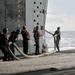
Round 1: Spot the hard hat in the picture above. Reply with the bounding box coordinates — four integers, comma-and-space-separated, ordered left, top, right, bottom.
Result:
36, 26, 39, 30
23, 26, 26, 29
16, 29, 20, 34
3, 28, 8, 33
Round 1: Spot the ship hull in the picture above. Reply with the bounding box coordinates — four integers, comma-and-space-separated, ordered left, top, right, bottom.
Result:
0, 0, 48, 56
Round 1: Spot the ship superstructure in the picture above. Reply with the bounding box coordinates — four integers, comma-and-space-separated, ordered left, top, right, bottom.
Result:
0, 0, 48, 55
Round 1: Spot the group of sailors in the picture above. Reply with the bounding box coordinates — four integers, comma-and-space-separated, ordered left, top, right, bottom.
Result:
0, 25, 40, 61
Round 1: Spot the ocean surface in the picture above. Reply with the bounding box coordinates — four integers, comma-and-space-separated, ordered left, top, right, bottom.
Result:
45, 31, 75, 48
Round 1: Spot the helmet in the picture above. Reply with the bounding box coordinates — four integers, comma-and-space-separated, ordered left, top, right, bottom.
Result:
36, 26, 39, 30
3, 28, 8, 33
23, 26, 26, 30
16, 29, 20, 34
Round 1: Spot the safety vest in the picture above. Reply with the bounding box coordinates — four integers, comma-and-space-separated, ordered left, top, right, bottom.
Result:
27, 32, 30, 40
21, 30, 30, 40
34, 30, 40, 39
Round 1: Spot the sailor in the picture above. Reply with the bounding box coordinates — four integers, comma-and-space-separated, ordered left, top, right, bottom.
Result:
53, 27, 61, 52
33, 27, 36, 41
8, 29, 20, 60
21, 26, 30, 54
33, 26, 40, 55
0, 28, 9, 61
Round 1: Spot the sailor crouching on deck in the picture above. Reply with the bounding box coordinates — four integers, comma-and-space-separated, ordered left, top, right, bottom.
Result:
33, 26, 40, 55
8, 29, 20, 60
0, 28, 9, 61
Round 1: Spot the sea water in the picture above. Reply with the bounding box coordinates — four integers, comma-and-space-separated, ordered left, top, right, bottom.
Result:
45, 31, 75, 48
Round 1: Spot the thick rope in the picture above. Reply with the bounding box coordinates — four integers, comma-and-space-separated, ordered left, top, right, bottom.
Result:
45, 30, 56, 51
7, 30, 56, 60
45, 30, 53, 36
8, 42, 19, 60
13, 43, 55, 58
42, 39, 48, 52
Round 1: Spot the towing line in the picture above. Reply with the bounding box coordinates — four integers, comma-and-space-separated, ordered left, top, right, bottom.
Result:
8, 43, 19, 60
8, 29, 56, 60
13, 43, 56, 58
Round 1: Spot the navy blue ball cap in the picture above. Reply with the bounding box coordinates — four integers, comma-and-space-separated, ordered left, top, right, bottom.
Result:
57, 27, 60, 30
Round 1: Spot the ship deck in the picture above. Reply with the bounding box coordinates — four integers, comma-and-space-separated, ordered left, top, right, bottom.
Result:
0, 47, 75, 75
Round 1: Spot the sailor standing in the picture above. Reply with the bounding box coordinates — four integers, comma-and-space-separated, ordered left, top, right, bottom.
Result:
33, 26, 40, 55
53, 27, 61, 52
0, 28, 9, 61
21, 26, 30, 54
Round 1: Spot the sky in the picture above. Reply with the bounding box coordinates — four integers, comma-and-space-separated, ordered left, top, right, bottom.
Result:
45, 0, 75, 31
